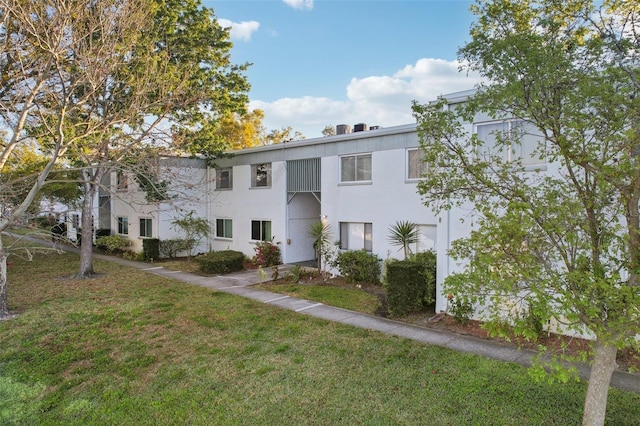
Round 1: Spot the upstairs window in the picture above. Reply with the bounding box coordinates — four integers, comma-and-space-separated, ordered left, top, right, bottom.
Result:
216, 167, 232, 190
341, 154, 372, 182
116, 172, 128, 191
251, 163, 272, 188
475, 120, 545, 166
407, 149, 428, 180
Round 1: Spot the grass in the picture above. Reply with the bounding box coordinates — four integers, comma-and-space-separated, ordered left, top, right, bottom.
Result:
254, 281, 382, 315
2, 248, 640, 425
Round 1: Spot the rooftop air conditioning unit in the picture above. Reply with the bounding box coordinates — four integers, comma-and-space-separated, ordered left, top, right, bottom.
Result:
336, 124, 351, 135
353, 123, 368, 132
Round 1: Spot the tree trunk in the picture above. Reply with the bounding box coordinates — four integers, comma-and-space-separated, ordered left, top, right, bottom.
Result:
582, 340, 618, 426
0, 237, 9, 318
77, 178, 97, 278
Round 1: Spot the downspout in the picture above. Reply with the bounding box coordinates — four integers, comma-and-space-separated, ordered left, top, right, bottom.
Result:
207, 163, 212, 252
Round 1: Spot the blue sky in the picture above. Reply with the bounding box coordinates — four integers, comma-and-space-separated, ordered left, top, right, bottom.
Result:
205, 0, 482, 138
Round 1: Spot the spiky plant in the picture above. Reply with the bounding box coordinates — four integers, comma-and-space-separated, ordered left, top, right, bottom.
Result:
308, 221, 333, 275
387, 220, 419, 259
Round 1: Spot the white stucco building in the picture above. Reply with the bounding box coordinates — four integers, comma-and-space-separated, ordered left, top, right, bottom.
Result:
109, 157, 211, 255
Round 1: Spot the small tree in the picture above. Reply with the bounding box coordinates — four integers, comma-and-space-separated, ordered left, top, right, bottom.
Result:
412, 1, 640, 424
308, 220, 333, 276
171, 211, 210, 259
387, 221, 419, 259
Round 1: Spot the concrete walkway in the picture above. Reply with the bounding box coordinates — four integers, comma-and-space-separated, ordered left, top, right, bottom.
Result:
89, 252, 639, 394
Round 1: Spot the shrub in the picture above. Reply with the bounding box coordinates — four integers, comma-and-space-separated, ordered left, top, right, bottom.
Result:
142, 238, 160, 261
159, 239, 192, 259
95, 235, 131, 253
409, 250, 437, 305
334, 250, 381, 284
253, 239, 281, 267
196, 250, 244, 274
95, 229, 111, 238
385, 260, 425, 317
447, 294, 474, 324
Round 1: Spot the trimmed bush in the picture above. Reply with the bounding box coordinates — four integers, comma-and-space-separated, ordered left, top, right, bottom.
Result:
95, 235, 131, 253
385, 260, 425, 317
95, 229, 111, 238
334, 250, 381, 284
142, 238, 160, 261
410, 250, 437, 305
196, 250, 244, 274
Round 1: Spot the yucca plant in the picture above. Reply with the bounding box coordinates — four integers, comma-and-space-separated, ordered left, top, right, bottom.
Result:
387, 220, 419, 259
308, 220, 333, 276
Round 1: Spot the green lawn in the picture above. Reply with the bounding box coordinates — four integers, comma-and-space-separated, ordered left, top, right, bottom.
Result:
2, 248, 640, 425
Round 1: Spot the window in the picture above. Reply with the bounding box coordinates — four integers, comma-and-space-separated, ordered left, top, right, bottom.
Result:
216, 218, 233, 239
117, 217, 129, 235
117, 172, 128, 190
139, 218, 152, 238
475, 120, 545, 166
341, 154, 372, 182
71, 214, 80, 229
216, 167, 232, 190
339, 222, 373, 252
413, 224, 437, 253
407, 149, 428, 180
251, 163, 272, 188
251, 220, 272, 241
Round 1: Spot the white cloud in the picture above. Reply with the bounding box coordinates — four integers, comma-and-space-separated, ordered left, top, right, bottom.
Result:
252, 58, 484, 138
283, 0, 314, 11
218, 18, 260, 42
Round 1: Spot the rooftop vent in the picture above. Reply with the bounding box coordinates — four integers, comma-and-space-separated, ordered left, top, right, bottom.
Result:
369, 125, 381, 130
353, 123, 368, 132
336, 124, 351, 135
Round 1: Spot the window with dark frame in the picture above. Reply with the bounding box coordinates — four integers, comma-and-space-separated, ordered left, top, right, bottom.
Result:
215, 218, 233, 238
251, 220, 272, 241
117, 217, 129, 235
139, 218, 152, 238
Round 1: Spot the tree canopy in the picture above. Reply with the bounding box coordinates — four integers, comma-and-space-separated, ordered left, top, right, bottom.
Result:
0, 0, 250, 302
412, 1, 639, 424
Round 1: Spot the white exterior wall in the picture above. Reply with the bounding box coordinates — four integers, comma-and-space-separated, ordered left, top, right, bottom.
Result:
110, 158, 210, 255
209, 161, 288, 260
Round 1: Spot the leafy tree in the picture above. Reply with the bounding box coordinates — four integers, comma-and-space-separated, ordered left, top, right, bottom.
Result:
412, 1, 639, 424
0, 0, 250, 312
387, 220, 419, 259
66, 0, 250, 277
214, 110, 266, 150
263, 126, 305, 145
321, 125, 336, 137
171, 211, 210, 259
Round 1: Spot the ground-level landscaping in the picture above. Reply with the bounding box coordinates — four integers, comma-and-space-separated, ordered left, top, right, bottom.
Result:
2, 249, 640, 425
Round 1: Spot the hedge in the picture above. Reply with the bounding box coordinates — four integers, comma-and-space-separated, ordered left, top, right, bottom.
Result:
196, 250, 245, 274
385, 260, 425, 317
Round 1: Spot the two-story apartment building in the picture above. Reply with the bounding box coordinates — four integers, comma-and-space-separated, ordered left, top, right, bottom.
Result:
110, 88, 559, 315
109, 156, 211, 255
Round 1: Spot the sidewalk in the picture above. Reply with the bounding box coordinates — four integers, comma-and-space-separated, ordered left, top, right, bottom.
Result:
95, 252, 639, 394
